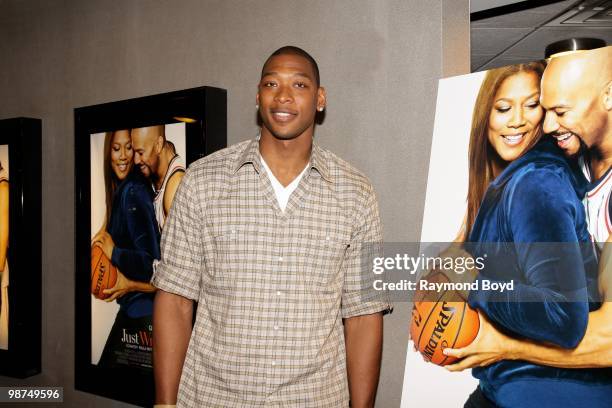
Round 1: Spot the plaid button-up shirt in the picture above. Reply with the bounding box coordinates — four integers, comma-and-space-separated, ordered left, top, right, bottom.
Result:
152, 137, 391, 407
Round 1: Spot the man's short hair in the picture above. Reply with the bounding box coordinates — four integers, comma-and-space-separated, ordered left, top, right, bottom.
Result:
132, 125, 166, 143
262, 46, 320, 87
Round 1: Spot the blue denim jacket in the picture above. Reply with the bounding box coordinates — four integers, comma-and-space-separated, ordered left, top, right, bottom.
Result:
108, 170, 160, 318
467, 138, 612, 407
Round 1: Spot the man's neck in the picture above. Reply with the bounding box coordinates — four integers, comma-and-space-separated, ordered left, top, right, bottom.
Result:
259, 129, 312, 187
154, 144, 175, 190
590, 157, 612, 180
590, 132, 612, 180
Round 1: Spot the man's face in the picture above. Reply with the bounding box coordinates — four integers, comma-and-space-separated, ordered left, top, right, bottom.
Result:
257, 54, 325, 140
541, 55, 608, 156
131, 127, 161, 178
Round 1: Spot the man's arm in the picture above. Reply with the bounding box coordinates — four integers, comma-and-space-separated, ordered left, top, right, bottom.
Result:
153, 289, 193, 404
511, 303, 612, 368
446, 235, 612, 371
163, 171, 185, 218
445, 304, 612, 371
344, 312, 383, 408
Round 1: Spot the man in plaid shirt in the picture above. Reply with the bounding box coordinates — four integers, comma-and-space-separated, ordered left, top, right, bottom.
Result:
152, 46, 391, 407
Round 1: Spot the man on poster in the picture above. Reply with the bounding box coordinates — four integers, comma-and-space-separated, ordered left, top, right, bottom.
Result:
444, 46, 612, 374
131, 125, 185, 230
151, 46, 391, 407
542, 47, 612, 248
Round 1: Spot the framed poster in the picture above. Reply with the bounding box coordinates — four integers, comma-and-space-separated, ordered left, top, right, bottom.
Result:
75, 87, 226, 406
403, 46, 612, 407
0, 118, 42, 378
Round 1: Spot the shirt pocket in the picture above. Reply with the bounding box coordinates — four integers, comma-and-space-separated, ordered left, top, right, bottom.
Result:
212, 226, 260, 289
302, 230, 350, 289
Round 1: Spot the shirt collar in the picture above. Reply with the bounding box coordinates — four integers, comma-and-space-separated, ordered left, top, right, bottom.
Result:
233, 133, 333, 183
234, 136, 262, 174
310, 143, 332, 183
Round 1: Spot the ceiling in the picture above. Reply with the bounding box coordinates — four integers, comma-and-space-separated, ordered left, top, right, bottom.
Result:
471, 0, 526, 13
471, 0, 612, 71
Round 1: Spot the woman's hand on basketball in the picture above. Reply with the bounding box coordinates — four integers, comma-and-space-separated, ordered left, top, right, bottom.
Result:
92, 230, 115, 261
103, 270, 132, 302
443, 311, 516, 372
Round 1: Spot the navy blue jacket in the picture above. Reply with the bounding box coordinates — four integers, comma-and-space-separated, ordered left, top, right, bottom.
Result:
467, 138, 612, 407
108, 170, 160, 318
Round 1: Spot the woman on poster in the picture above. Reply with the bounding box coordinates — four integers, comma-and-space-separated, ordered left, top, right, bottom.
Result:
445, 62, 609, 407
0, 160, 8, 350
444, 52, 612, 374
92, 129, 160, 369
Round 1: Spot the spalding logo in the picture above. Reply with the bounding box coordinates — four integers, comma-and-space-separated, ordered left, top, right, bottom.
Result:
94, 263, 106, 296
422, 302, 455, 361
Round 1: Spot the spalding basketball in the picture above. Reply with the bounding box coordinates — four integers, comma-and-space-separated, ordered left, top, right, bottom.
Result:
91, 246, 117, 300
410, 272, 480, 366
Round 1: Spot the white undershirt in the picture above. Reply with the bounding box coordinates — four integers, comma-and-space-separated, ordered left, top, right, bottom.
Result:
260, 155, 309, 211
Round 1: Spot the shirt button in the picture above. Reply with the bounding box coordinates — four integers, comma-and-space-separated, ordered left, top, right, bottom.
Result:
274, 325, 279, 330
278, 256, 283, 262
276, 291, 282, 296
271, 361, 276, 366
326, 236, 330, 241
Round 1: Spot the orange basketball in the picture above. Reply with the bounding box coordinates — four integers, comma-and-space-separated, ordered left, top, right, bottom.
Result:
91, 246, 117, 300
410, 272, 480, 366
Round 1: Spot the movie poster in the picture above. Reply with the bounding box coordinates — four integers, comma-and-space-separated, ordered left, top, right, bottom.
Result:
402, 46, 612, 407
90, 123, 186, 369
0, 144, 8, 351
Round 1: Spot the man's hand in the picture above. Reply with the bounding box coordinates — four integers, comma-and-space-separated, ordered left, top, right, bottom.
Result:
344, 312, 383, 408
102, 271, 157, 301
103, 270, 131, 302
443, 311, 517, 372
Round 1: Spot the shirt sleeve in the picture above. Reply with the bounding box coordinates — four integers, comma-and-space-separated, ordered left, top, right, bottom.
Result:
151, 169, 203, 301
468, 169, 590, 348
341, 183, 393, 319
110, 183, 160, 282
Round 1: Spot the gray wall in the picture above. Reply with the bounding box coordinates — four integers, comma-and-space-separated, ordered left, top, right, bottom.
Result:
0, 1, 469, 406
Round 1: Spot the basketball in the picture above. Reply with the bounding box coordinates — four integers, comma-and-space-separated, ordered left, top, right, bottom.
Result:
91, 246, 117, 300
410, 272, 480, 366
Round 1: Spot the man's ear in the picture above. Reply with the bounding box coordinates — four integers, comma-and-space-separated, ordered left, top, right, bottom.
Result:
317, 86, 327, 112
156, 134, 164, 153
603, 80, 612, 111
256, 92, 260, 109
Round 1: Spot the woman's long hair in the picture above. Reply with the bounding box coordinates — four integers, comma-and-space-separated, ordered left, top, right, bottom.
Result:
103, 131, 118, 224
465, 61, 546, 239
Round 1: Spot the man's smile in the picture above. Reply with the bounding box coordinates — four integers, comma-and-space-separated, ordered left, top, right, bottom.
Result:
270, 108, 298, 123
